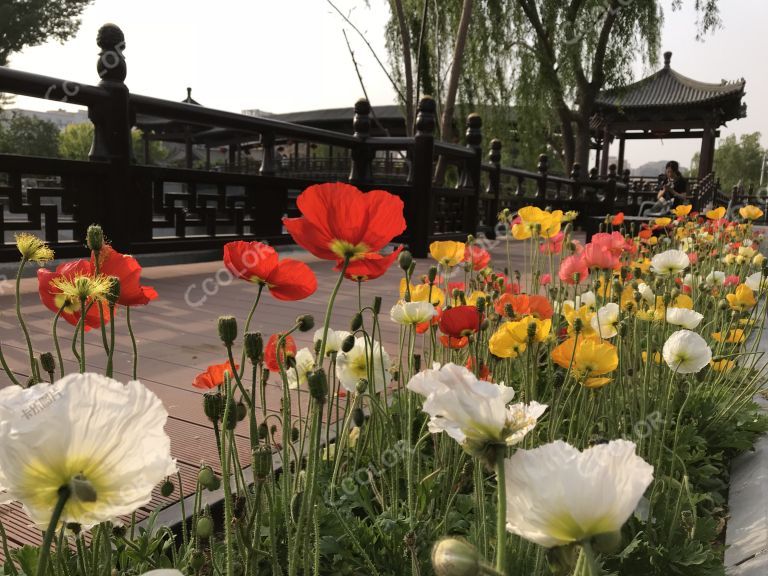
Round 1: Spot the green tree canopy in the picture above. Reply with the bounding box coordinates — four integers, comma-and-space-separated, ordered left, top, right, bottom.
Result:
692, 132, 766, 191
0, 113, 60, 157
59, 122, 169, 164
0, 0, 93, 66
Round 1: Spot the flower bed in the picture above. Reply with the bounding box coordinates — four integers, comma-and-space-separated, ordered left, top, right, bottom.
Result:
1, 183, 767, 576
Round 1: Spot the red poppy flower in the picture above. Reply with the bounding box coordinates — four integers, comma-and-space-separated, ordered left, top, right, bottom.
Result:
193, 361, 239, 390
37, 260, 111, 330
440, 335, 469, 349
464, 245, 491, 271
465, 357, 492, 381
558, 254, 589, 285
495, 293, 552, 320
539, 231, 564, 255
264, 333, 297, 372
224, 241, 317, 300
336, 245, 403, 281
283, 182, 406, 262
611, 212, 625, 226
439, 305, 482, 338
93, 245, 158, 306
448, 281, 466, 293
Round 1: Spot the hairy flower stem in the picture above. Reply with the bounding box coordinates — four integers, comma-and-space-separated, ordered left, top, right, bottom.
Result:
126, 306, 138, 379
106, 304, 116, 377
15, 258, 38, 382
317, 257, 350, 365
52, 305, 65, 379
238, 284, 263, 380
78, 297, 86, 373
577, 540, 601, 576
494, 447, 507, 573
0, 341, 21, 386
36, 486, 70, 576
221, 378, 235, 576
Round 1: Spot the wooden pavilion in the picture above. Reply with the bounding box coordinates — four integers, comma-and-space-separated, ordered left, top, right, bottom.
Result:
592, 51, 747, 180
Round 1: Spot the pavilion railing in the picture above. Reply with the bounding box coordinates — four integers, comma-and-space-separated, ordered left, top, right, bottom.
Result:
0, 23, 630, 262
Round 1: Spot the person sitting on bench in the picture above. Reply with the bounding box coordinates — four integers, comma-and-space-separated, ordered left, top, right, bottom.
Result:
647, 160, 688, 214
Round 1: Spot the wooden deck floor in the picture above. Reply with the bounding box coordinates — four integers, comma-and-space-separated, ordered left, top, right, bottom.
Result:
0, 239, 531, 559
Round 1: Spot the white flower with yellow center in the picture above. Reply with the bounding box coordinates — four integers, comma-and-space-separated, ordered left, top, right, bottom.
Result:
312, 328, 348, 355
662, 330, 712, 374
665, 307, 704, 330
504, 439, 653, 548
650, 250, 689, 276
390, 300, 436, 325
636, 282, 655, 305
407, 363, 547, 455
336, 337, 391, 393
705, 270, 725, 287
287, 348, 315, 389
0, 373, 176, 527
745, 271, 768, 292
590, 303, 620, 339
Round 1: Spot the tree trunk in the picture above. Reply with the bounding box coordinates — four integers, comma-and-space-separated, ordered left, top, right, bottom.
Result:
434, 0, 474, 184
556, 105, 576, 173
391, 0, 415, 135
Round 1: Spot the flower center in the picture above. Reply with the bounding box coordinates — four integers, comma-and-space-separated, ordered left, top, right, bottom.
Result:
329, 240, 369, 261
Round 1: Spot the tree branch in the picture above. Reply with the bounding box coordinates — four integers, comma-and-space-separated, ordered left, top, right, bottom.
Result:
342, 30, 391, 136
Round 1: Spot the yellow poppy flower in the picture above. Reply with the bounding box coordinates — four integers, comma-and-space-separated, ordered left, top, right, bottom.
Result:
489, 322, 528, 358
739, 205, 764, 220
654, 217, 672, 227
551, 336, 618, 385
641, 351, 664, 365
562, 303, 596, 337
706, 206, 726, 220
430, 241, 466, 267
672, 205, 693, 217
400, 279, 445, 307
712, 329, 746, 344
635, 258, 652, 274
726, 284, 757, 312
465, 290, 487, 307
710, 359, 735, 372
673, 294, 694, 309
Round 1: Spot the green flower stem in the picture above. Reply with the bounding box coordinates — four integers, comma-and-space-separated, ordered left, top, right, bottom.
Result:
36, 485, 70, 576
106, 304, 116, 378
238, 284, 263, 380
578, 540, 601, 576
0, 340, 21, 386
15, 258, 38, 381
317, 257, 350, 366
126, 306, 138, 379
52, 305, 65, 379
79, 297, 86, 373
221, 378, 235, 576
494, 447, 507, 574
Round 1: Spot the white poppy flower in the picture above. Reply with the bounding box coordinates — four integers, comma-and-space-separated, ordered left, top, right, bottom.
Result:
390, 300, 436, 325
336, 337, 391, 393
650, 250, 690, 276
636, 282, 655, 305
504, 439, 653, 548
312, 328, 349, 355
579, 291, 596, 308
705, 270, 725, 286
287, 348, 315, 389
662, 330, 712, 374
407, 363, 547, 453
682, 273, 701, 288
665, 307, 704, 330
745, 271, 768, 292
0, 373, 176, 527
590, 303, 620, 339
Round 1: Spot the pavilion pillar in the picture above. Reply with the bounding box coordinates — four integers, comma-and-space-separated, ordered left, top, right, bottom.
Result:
600, 128, 611, 177
699, 125, 716, 178
617, 136, 626, 173
205, 145, 211, 170
143, 133, 150, 165
594, 139, 602, 172
228, 143, 236, 170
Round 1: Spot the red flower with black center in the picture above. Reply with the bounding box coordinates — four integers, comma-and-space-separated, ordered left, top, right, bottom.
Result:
38, 260, 112, 329
337, 245, 403, 282
283, 182, 406, 262
193, 361, 239, 390
224, 241, 317, 301
93, 245, 158, 306
264, 333, 297, 372
439, 305, 482, 338
464, 245, 491, 271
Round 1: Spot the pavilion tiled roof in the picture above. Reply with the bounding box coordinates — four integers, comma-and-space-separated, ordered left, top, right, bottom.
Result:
596, 52, 745, 109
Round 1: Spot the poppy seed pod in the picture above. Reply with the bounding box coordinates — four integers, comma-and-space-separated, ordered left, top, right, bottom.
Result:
431, 538, 481, 576
218, 316, 238, 346
244, 332, 263, 364
350, 312, 363, 331
86, 224, 104, 252
356, 378, 368, 394
307, 368, 328, 402
573, 317, 584, 333
372, 296, 382, 315
160, 479, 175, 497
398, 250, 413, 271
253, 445, 273, 480
296, 315, 314, 332
428, 266, 438, 283
341, 334, 356, 353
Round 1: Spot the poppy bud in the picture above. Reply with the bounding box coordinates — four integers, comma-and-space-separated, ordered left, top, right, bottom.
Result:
196, 516, 214, 539
408, 261, 416, 276
294, 314, 314, 332
86, 224, 104, 252
592, 531, 622, 554
160, 479, 175, 497
341, 334, 356, 353
111, 524, 126, 539
546, 544, 579, 574
218, 316, 237, 346
290, 492, 302, 523
573, 318, 584, 333
356, 378, 368, 394
431, 538, 480, 576
66, 523, 82, 536
243, 332, 263, 364
670, 288, 680, 299
612, 279, 622, 293
352, 407, 365, 427
718, 299, 729, 310
198, 466, 216, 489
475, 297, 486, 314
190, 550, 206, 571
203, 392, 223, 423
350, 312, 363, 332
372, 296, 382, 315
428, 266, 438, 283
40, 352, 55, 375
290, 427, 300, 442
236, 400, 247, 422
504, 303, 514, 318
399, 250, 413, 271
413, 354, 421, 372
69, 474, 97, 503
258, 422, 269, 439
307, 368, 328, 403
224, 397, 238, 430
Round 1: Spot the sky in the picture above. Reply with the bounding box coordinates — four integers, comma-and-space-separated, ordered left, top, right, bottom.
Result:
6, 0, 768, 171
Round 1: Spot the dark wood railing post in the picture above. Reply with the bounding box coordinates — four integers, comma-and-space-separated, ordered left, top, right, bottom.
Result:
536, 154, 548, 198
89, 24, 133, 250
461, 113, 482, 236
259, 132, 276, 176
408, 96, 436, 258
349, 98, 372, 184
486, 138, 502, 240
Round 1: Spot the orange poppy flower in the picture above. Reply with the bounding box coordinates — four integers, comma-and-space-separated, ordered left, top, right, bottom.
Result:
224, 241, 317, 300
93, 245, 158, 306
264, 333, 297, 372
38, 260, 112, 329
439, 306, 482, 338
282, 182, 406, 262
611, 212, 625, 226
464, 244, 491, 271
193, 361, 239, 390
439, 335, 469, 349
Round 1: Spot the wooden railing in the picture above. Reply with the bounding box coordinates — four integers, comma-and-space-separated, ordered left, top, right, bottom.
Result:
0, 23, 630, 261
